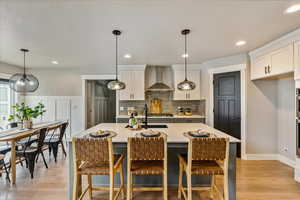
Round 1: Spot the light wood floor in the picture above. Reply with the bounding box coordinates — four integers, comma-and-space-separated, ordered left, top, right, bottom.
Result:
0, 152, 300, 200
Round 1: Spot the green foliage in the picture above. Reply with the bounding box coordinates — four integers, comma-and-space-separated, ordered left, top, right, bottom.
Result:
8, 102, 46, 121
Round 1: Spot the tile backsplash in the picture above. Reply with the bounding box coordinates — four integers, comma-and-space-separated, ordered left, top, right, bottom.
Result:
119, 91, 205, 116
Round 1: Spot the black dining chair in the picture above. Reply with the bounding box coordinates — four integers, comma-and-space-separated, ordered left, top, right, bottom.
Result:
44, 122, 69, 162
16, 128, 48, 179
0, 154, 10, 182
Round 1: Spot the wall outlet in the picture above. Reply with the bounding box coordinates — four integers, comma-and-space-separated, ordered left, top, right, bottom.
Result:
120, 107, 124, 111
283, 147, 288, 152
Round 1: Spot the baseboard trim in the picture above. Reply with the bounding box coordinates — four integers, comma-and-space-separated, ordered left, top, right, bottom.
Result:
245, 154, 278, 160
245, 154, 295, 168
278, 154, 296, 168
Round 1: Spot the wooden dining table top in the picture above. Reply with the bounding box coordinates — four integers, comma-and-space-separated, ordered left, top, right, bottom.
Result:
0, 121, 62, 142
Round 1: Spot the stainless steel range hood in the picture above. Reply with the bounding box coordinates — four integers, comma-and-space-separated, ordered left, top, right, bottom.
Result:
146, 66, 173, 92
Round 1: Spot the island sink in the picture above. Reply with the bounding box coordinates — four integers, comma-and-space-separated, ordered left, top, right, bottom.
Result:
141, 124, 168, 128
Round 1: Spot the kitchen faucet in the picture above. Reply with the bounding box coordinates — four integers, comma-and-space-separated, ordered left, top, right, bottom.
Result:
143, 103, 148, 129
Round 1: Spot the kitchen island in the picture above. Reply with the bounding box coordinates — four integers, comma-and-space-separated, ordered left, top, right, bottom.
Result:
68, 123, 240, 200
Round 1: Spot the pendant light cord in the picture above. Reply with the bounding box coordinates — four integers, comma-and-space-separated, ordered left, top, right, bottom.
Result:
115, 34, 118, 81
184, 33, 187, 81
23, 50, 26, 75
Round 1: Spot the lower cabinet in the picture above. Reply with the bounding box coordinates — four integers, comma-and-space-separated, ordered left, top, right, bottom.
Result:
116, 118, 205, 123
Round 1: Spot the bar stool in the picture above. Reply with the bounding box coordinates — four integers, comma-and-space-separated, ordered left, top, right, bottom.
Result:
72, 137, 125, 200
127, 136, 168, 200
177, 137, 229, 200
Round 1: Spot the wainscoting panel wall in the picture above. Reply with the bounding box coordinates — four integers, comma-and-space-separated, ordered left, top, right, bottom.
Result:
24, 96, 83, 137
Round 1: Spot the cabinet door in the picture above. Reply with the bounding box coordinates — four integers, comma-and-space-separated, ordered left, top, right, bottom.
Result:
173, 70, 187, 100
269, 43, 294, 76
187, 71, 201, 100
132, 71, 145, 100
295, 42, 300, 80
251, 55, 270, 80
119, 71, 133, 100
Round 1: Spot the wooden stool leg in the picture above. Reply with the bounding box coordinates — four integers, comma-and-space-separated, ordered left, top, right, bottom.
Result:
109, 172, 115, 200
120, 164, 125, 199
210, 175, 215, 199
178, 162, 183, 199
88, 175, 92, 199
224, 173, 229, 200
127, 169, 131, 200
187, 170, 192, 200
163, 172, 168, 200
73, 173, 79, 200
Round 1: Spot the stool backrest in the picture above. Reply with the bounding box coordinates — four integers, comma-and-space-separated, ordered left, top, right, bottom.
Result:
128, 137, 166, 161
72, 137, 112, 163
190, 137, 228, 161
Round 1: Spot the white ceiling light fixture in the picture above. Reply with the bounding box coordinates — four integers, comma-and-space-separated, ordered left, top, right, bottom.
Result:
107, 30, 126, 91
177, 29, 196, 91
181, 53, 189, 58
124, 54, 131, 58
285, 4, 300, 13
51, 60, 58, 64
236, 40, 246, 46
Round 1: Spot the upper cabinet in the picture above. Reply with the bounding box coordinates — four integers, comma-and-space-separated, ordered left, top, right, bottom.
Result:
250, 43, 294, 80
118, 65, 146, 100
295, 41, 300, 80
172, 65, 201, 100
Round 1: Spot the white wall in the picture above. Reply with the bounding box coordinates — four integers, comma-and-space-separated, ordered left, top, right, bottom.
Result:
0, 62, 22, 74
277, 78, 296, 161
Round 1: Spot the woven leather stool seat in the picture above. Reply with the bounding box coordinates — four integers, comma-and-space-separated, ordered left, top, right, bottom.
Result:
179, 154, 224, 175
78, 154, 124, 175
131, 160, 164, 175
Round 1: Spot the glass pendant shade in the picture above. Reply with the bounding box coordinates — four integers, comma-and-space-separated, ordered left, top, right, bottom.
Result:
177, 78, 196, 91
107, 79, 126, 90
9, 49, 39, 93
177, 29, 196, 91
9, 74, 39, 93
107, 30, 126, 91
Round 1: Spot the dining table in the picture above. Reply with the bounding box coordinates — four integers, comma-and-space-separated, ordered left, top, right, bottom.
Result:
0, 121, 62, 185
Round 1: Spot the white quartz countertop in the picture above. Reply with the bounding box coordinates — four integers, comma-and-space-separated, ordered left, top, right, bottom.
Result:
74, 123, 240, 143
116, 115, 206, 118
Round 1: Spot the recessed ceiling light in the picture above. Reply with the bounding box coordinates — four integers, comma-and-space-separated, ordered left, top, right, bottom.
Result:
286, 4, 300, 13
236, 41, 246, 46
182, 53, 189, 58
124, 54, 131, 58
51, 60, 58, 65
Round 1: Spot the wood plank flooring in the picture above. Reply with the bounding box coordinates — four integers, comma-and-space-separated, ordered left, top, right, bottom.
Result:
0, 152, 300, 200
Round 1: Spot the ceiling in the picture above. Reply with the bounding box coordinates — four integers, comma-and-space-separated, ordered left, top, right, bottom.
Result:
1, 0, 300, 73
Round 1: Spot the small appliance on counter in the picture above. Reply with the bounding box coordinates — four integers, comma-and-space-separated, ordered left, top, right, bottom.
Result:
184, 107, 193, 116
177, 107, 185, 116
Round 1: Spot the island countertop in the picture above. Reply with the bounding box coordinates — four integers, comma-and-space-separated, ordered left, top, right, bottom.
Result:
73, 123, 240, 143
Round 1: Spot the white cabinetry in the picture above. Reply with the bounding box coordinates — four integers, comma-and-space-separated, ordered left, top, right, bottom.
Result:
250, 43, 294, 80
295, 41, 300, 80
173, 65, 201, 100
118, 65, 146, 100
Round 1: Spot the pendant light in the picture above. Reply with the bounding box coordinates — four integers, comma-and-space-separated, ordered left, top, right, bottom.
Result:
9, 49, 39, 93
107, 30, 126, 90
177, 29, 196, 91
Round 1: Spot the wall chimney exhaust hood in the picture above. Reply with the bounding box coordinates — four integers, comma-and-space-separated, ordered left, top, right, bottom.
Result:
146, 66, 174, 92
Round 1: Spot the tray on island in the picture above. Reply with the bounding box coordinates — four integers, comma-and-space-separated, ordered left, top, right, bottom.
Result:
139, 130, 161, 137
184, 129, 210, 138
89, 130, 116, 138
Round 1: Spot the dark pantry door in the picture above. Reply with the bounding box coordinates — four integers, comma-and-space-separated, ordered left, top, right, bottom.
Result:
213, 71, 241, 157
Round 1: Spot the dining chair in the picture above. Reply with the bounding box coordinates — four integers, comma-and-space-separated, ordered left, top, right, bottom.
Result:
127, 136, 168, 200
16, 128, 48, 178
177, 137, 229, 200
0, 154, 10, 182
72, 137, 125, 200
44, 122, 69, 162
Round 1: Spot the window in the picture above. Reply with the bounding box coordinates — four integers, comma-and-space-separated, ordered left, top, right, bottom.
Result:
0, 78, 15, 130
